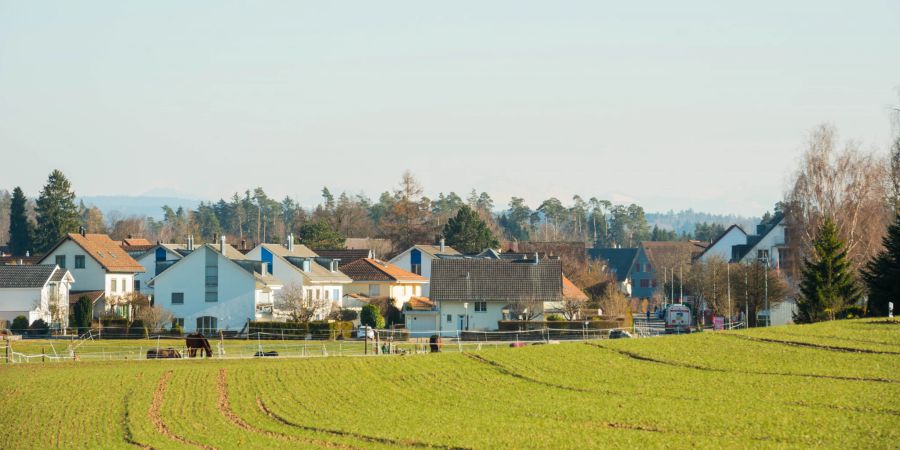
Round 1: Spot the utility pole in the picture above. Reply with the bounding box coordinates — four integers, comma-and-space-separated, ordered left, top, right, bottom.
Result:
727, 263, 732, 326
679, 265, 683, 304
764, 258, 769, 327
744, 271, 749, 326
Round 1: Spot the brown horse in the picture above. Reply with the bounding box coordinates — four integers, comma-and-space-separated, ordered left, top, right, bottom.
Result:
185, 333, 212, 358
147, 348, 182, 359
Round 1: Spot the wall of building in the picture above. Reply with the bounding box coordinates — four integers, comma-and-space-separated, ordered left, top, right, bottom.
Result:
390, 249, 434, 296
135, 248, 181, 297
698, 227, 747, 262
153, 246, 261, 332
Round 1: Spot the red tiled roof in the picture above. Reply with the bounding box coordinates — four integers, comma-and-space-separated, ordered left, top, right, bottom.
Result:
122, 238, 152, 246
562, 275, 589, 301
340, 258, 428, 283
45, 233, 145, 273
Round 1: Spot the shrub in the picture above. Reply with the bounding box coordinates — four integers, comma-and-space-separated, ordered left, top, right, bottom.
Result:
546, 314, 564, 321
837, 306, 866, 320
11, 316, 29, 334
340, 309, 359, 321
72, 295, 93, 333
129, 320, 149, 339
308, 321, 354, 340
29, 319, 49, 336
170, 322, 183, 336
360, 304, 385, 329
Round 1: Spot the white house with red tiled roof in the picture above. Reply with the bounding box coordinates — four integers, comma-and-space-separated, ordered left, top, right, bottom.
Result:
340, 258, 428, 310
39, 231, 145, 317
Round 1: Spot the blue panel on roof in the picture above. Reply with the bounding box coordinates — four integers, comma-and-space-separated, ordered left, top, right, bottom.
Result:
155, 247, 166, 262
261, 247, 274, 274
411, 249, 421, 265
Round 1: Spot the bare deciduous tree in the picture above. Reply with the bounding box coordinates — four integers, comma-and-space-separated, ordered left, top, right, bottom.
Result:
560, 296, 586, 320
135, 305, 174, 333
784, 124, 891, 278
274, 283, 330, 322
597, 284, 630, 318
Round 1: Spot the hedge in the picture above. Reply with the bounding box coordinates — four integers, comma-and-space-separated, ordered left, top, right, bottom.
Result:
248, 321, 354, 340
498, 319, 622, 332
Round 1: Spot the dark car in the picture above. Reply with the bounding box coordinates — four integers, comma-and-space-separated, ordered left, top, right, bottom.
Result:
609, 329, 633, 339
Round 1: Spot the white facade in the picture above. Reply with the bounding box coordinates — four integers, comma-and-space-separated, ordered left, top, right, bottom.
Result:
245, 245, 350, 321
39, 240, 137, 303
134, 246, 183, 297
150, 245, 281, 333
0, 268, 73, 329
344, 282, 424, 310
739, 221, 788, 269
436, 300, 505, 334
389, 244, 458, 297
698, 226, 747, 262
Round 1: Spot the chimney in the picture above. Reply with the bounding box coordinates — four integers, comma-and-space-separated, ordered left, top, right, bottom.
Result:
213, 233, 218, 243
79, 226, 86, 237
439, 237, 445, 252
187, 235, 194, 251
241, 239, 246, 250
220, 235, 226, 254
25, 251, 30, 257
287, 233, 294, 252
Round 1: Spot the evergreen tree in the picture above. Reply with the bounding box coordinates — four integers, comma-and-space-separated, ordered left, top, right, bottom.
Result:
34, 170, 80, 253
796, 218, 862, 322
8, 187, 33, 255
298, 220, 345, 249
862, 212, 900, 317
442, 205, 500, 254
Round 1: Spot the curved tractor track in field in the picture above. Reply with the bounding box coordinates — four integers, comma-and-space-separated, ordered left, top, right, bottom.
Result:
256, 397, 469, 450
149, 371, 217, 450
720, 333, 900, 355
462, 352, 590, 393
587, 342, 899, 384
216, 369, 358, 449
123, 382, 153, 449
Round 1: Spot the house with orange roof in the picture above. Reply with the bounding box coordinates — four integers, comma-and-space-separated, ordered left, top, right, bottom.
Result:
340, 258, 428, 311
38, 229, 145, 318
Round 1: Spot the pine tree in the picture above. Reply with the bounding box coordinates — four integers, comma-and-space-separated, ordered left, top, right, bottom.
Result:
796, 218, 862, 322
8, 187, 33, 256
862, 212, 900, 317
442, 205, 499, 254
34, 170, 80, 253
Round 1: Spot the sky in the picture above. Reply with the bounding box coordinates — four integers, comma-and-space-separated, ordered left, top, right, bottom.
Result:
1, 1, 898, 216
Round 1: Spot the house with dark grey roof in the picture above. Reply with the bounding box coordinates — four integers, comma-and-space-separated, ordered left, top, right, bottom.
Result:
388, 239, 461, 297
0, 264, 74, 329
430, 258, 564, 333
588, 247, 638, 296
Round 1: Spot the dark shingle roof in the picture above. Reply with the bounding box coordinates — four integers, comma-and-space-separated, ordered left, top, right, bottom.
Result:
732, 215, 784, 261
0, 265, 60, 288
430, 259, 562, 302
312, 249, 372, 265
587, 248, 638, 282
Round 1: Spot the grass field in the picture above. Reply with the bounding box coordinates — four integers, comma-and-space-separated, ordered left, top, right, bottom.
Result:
1, 319, 897, 449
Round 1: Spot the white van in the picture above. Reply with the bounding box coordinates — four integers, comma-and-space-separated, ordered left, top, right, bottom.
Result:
665, 304, 692, 334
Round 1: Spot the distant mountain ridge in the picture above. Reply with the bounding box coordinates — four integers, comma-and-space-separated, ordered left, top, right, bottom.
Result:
79, 196, 203, 220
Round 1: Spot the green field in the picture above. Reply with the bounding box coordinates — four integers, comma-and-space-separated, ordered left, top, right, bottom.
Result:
1, 319, 898, 449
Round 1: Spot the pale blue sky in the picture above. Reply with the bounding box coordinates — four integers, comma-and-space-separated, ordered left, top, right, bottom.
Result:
1, 1, 898, 216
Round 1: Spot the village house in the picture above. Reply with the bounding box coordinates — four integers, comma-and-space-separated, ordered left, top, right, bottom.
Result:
131, 241, 189, 298
0, 264, 74, 329
245, 237, 353, 321
587, 247, 637, 296
340, 258, 428, 312
630, 240, 709, 305
429, 258, 566, 334
148, 237, 282, 334
388, 239, 460, 296
38, 230, 145, 318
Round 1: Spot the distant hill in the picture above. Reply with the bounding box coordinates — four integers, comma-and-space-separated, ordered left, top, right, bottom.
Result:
646, 209, 759, 236
79, 196, 203, 220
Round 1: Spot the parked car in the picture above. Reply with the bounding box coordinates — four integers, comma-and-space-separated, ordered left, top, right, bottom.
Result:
609, 329, 633, 339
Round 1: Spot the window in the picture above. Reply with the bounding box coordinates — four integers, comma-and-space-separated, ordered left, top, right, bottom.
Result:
333, 289, 340, 301
411, 263, 422, 275
368, 284, 380, 297
645, 263, 652, 273
134, 280, 141, 292
474, 301, 487, 312
205, 250, 218, 302
74, 255, 85, 269
757, 249, 769, 262
634, 263, 641, 273
55, 255, 66, 269
196, 316, 218, 335
110, 278, 117, 293
447, 314, 452, 323
173, 318, 184, 328
639, 279, 650, 288
325, 290, 331, 300
651, 280, 658, 288
171, 292, 184, 304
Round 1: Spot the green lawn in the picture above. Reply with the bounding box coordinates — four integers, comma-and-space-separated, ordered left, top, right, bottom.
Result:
1, 319, 897, 449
